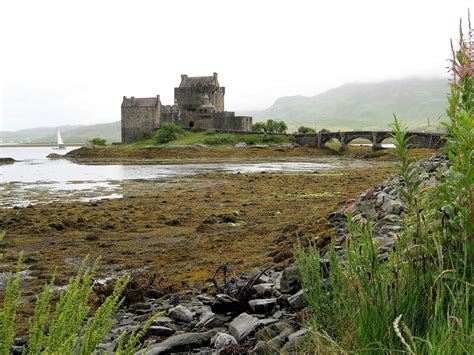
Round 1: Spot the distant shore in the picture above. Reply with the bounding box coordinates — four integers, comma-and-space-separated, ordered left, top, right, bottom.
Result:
0, 143, 85, 148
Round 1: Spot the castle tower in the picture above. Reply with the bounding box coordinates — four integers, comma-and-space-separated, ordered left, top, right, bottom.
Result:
174, 73, 225, 112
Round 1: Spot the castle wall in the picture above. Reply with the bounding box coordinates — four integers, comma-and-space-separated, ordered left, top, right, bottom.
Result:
121, 105, 160, 143
212, 113, 252, 131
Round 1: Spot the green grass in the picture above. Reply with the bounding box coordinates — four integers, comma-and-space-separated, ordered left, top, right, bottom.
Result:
131, 130, 293, 147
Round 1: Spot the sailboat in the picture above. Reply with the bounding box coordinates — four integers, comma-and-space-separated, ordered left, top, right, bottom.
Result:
53, 128, 66, 150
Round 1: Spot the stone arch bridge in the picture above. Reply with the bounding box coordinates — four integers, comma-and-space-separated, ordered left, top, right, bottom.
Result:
292, 131, 446, 150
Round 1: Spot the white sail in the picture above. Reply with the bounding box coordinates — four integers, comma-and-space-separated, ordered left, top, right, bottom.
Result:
56, 129, 64, 146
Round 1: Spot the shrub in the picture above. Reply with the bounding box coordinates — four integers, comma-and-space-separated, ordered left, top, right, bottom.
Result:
0, 256, 157, 354
297, 126, 316, 134
155, 123, 185, 144
88, 138, 107, 146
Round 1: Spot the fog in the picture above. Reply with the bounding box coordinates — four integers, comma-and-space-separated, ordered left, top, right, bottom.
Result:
0, 0, 471, 131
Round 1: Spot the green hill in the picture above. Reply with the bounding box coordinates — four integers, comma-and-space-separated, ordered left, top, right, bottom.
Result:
0, 121, 121, 143
244, 78, 449, 131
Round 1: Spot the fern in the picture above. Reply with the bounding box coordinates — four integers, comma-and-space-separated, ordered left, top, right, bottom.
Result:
78, 274, 130, 355
28, 274, 56, 354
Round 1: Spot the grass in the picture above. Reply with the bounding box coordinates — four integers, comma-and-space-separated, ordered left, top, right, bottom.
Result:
296, 18, 474, 353
131, 129, 293, 147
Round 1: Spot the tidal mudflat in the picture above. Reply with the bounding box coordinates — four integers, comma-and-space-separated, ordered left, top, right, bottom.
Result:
0, 146, 435, 331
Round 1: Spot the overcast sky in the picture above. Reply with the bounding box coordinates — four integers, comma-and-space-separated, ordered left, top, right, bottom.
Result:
0, 0, 471, 131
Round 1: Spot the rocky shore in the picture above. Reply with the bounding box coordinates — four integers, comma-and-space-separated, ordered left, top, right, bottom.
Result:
53, 154, 448, 355
328, 154, 450, 257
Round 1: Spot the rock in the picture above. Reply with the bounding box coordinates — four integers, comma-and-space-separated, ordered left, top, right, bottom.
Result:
168, 305, 194, 322
146, 325, 175, 337
249, 341, 267, 355
381, 199, 404, 215
266, 328, 294, 351
375, 214, 402, 227
287, 290, 308, 310
211, 294, 242, 314
234, 142, 248, 148
96, 343, 114, 352
153, 316, 175, 325
279, 266, 301, 294
195, 308, 215, 328
281, 329, 309, 352
375, 192, 391, 207
202, 313, 232, 328
211, 332, 238, 349
137, 330, 217, 354
0, 157, 16, 164
357, 201, 378, 220
248, 298, 277, 314
11, 346, 24, 355
272, 310, 283, 319
133, 302, 152, 311
228, 313, 260, 342
253, 283, 275, 296
255, 321, 293, 341
258, 318, 279, 327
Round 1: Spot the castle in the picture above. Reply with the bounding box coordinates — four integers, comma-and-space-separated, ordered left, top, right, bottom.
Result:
121, 73, 252, 143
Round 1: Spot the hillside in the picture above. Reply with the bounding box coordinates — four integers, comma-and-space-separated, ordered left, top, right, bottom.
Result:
1, 78, 449, 143
0, 121, 121, 143
243, 78, 449, 131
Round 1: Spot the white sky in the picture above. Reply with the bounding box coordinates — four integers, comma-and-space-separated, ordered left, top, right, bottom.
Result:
0, 0, 471, 131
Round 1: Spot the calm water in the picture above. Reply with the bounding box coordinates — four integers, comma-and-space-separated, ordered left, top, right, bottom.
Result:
1, 146, 363, 207
0, 146, 341, 184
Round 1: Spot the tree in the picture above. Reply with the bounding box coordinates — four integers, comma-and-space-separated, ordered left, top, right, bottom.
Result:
252, 122, 266, 132
155, 123, 185, 144
88, 138, 107, 146
298, 126, 316, 134
275, 121, 288, 133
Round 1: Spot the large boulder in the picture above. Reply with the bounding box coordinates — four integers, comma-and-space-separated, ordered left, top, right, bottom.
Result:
168, 305, 194, 322
255, 321, 293, 341
381, 199, 404, 215
248, 298, 277, 314
0, 157, 16, 164
228, 313, 260, 342
287, 290, 308, 310
281, 329, 309, 352
211, 332, 238, 349
137, 330, 217, 354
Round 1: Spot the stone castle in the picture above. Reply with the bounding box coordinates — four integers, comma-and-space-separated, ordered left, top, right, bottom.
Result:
121, 73, 252, 143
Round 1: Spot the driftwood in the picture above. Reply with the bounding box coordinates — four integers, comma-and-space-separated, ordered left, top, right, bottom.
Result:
212, 263, 270, 304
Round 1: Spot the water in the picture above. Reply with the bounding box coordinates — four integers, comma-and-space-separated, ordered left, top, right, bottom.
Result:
1, 146, 358, 207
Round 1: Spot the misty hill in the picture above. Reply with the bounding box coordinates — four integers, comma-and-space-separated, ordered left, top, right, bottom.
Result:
244, 78, 449, 131
0, 121, 121, 143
